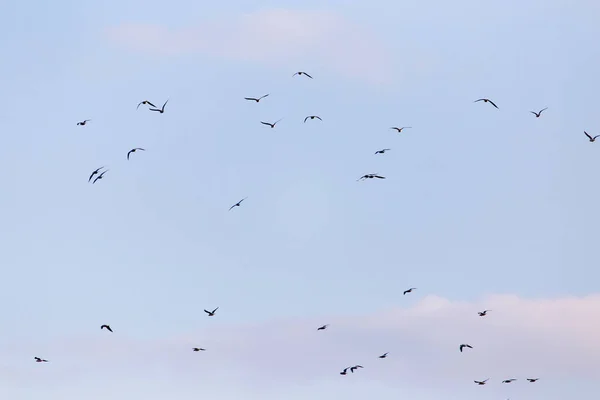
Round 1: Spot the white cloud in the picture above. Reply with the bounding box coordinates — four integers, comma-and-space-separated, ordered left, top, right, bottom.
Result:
104, 9, 393, 84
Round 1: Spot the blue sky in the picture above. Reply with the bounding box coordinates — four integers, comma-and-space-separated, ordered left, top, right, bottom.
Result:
1, 0, 600, 399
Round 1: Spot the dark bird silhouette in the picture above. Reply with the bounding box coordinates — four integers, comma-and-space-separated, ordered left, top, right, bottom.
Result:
403, 287, 417, 295
390, 126, 411, 133
137, 100, 156, 110
192, 347, 206, 352
474, 98, 499, 109
88, 166, 105, 183
293, 71, 313, 79
502, 379, 517, 384
375, 148, 391, 154
304, 115, 322, 123
584, 131, 600, 142
350, 365, 363, 373
149, 100, 169, 113
317, 324, 329, 331
474, 379, 489, 386
260, 119, 282, 128
204, 307, 219, 316
530, 107, 548, 118
77, 119, 91, 126
244, 94, 269, 102
379, 352, 389, 359
357, 173, 386, 181
460, 344, 473, 352
92, 169, 108, 184
127, 147, 145, 160
229, 197, 248, 211
527, 378, 539, 383
340, 367, 349, 375
478, 310, 491, 316
34, 357, 48, 363
100, 324, 113, 332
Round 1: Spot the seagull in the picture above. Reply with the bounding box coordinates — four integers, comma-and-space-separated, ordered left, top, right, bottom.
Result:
478, 310, 491, 316
502, 379, 517, 384
527, 378, 539, 383
304, 115, 322, 123
149, 100, 169, 114
390, 126, 411, 133
584, 131, 600, 142
192, 348, 206, 352
403, 287, 417, 295
375, 149, 391, 155
379, 352, 389, 359
34, 357, 48, 363
137, 100, 156, 110
474, 379, 489, 386
228, 197, 248, 211
350, 365, 363, 373
92, 169, 108, 184
293, 71, 313, 79
357, 173, 386, 181
260, 119, 282, 128
204, 307, 219, 316
127, 147, 145, 160
530, 107, 548, 118
100, 324, 113, 332
244, 94, 269, 102
459, 344, 473, 352
88, 166, 105, 183
340, 367, 350, 375
77, 119, 91, 126
317, 324, 329, 331
474, 98, 499, 109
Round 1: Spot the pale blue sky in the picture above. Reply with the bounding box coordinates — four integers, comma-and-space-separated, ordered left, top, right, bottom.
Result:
1, 1, 599, 399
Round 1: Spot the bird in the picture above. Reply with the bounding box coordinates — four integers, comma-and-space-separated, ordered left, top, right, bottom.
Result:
350, 365, 363, 373
244, 94, 269, 102
260, 119, 282, 128
304, 115, 322, 123
478, 310, 491, 316
149, 100, 168, 113
100, 324, 113, 332
357, 173, 386, 181
137, 100, 156, 110
192, 348, 206, 352
228, 197, 248, 211
340, 367, 350, 375
502, 379, 517, 384
92, 170, 108, 184
317, 324, 329, 331
390, 126, 411, 133
530, 107, 548, 118
527, 378, 539, 383
379, 352, 389, 359
403, 287, 417, 295
127, 147, 145, 160
459, 344, 473, 352
204, 307, 219, 316
474, 379, 489, 386
584, 131, 600, 142
34, 357, 48, 363
293, 71, 313, 79
77, 119, 91, 126
375, 149, 391, 154
474, 98, 499, 109
88, 166, 105, 183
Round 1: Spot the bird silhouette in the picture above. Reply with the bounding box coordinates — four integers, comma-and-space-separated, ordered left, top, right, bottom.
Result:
350, 365, 363, 373
204, 307, 219, 316
149, 100, 168, 113
93, 170, 108, 184
502, 379, 517, 384
77, 119, 91, 126
260, 119, 282, 128
403, 287, 417, 295
244, 94, 269, 102
459, 344, 473, 352
229, 197, 248, 211
390, 126, 411, 133
88, 166, 105, 183
137, 100, 156, 110
100, 324, 113, 332
474, 379, 489, 385
34, 357, 48, 363
127, 148, 145, 160
375, 149, 391, 154
304, 115, 322, 123
357, 173, 386, 181
530, 107, 548, 117
478, 310, 491, 316
192, 348, 206, 352
474, 98, 499, 109
317, 324, 329, 331
340, 367, 349, 375
584, 131, 600, 142
379, 352, 389, 359
527, 378, 539, 383
293, 71, 313, 79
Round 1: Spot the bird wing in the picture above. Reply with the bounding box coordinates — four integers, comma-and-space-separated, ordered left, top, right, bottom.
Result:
530, 111, 537, 115
292, 72, 299, 76
212, 307, 219, 313
304, 72, 313, 78
238, 197, 247, 204
584, 131, 593, 139
161, 100, 169, 110
244, 98, 257, 101
474, 99, 485, 103
304, 116, 309, 123
149, 108, 160, 112
204, 309, 210, 314
259, 94, 269, 100
136, 148, 145, 151
315, 116, 322, 120
107, 326, 113, 332
127, 150, 133, 160
540, 107, 548, 113
594, 136, 600, 140
260, 121, 272, 126
488, 100, 499, 108
88, 171, 97, 182
274, 118, 283, 125
137, 102, 143, 109
374, 175, 386, 179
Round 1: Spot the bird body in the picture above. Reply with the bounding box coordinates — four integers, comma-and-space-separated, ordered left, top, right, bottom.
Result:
358, 173, 386, 181
350, 365, 363, 373
77, 119, 91, 126
34, 357, 48, 363
204, 307, 219, 316
127, 147, 145, 160
93, 170, 108, 184
100, 324, 113, 332
260, 119, 282, 128
474, 379, 489, 385
502, 379, 517, 384
137, 100, 156, 109
149, 100, 168, 113
478, 310, 490, 316
403, 287, 417, 295
317, 324, 329, 331
584, 131, 599, 142
192, 347, 206, 352
527, 378, 539, 382
88, 166, 105, 183
390, 126, 411, 133
340, 367, 349, 375
244, 94, 269, 102
379, 352, 389, 358
530, 107, 548, 117
304, 115, 322, 123
375, 148, 391, 154
459, 344, 473, 352
474, 98, 499, 109
293, 71, 313, 79
229, 197, 248, 211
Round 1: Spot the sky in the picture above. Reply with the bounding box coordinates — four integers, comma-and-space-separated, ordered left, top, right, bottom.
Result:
1, 0, 600, 399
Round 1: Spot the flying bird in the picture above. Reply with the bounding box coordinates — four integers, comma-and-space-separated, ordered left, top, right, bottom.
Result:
390, 126, 411, 133
137, 100, 156, 110
34, 357, 48, 362
474, 379, 489, 386
244, 94, 269, 102
88, 166, 105, 183
228, 197, 248, 211
357, 173, 386, 181
340, 367, 349, 375
192, 348, 206, 352
474, 98, 499, 109
459, 344, 473, 352
584, 131, 600, 142
502, 379, 517, 384
350, 365, 363, 373
403, 287, 417, 295
375, 149, 391, 154
100, 324, 113, 332
149, 100, 169, 114
77, 119, 91, 126
527, 378, 539, 383
478, 310, 491, 316
304, 115, 322, 123
317, 324, 329, 331
204, 307, 219, 316
260, 119, 282, 128
293, 71, 313, 79
379, 352, 389, 359
127, 147, 145, 160
92, 169, 108, 184
530, 107, 548, 118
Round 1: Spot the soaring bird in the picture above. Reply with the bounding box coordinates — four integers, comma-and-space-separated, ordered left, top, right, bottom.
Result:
192, 348, 206, 352
350, 365, 363, 373
88, 166, 105, 183
260, 119, 282, 128
584, 131, 600, 142
34, 357, 48, 363
357, 173, 386, 181
478, 310, 491, 316
204, 307, 219, 316
527, 378, 539, 383
100, 324, 113, 332
375, 149, 391, 155
92, 169, 108, 184
304, 115, 322, 123
244, 94, 269, 102
474, 98, 499, 109
229, 197, 248, 211
317, 324, 329, 331
459, 344, 473, 352
530, 107, 548, 118
149, 100, 169, 114
293, 71, 313, 79
77, 119, 91, 126
340, 367, 350, 375
474, 379, 489, 386
127, 147, 145, 160
502, 379, 517, 384
379, 352, 389, 359
403, 287, 417, 295
137, 100, 156, 110
390, 126, 411, 133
